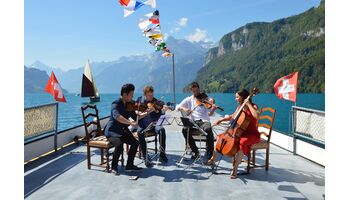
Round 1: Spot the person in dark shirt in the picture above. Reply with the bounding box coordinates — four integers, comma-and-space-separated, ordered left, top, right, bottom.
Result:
137, 86, 169, 167
104, 83, 150, 174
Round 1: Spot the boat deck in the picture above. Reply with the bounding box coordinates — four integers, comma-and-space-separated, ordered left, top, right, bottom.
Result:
24, 113, 324, 200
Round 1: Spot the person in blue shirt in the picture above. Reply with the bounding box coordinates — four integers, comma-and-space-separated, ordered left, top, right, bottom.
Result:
137, 85, 170, 167
104, 83, 151, 175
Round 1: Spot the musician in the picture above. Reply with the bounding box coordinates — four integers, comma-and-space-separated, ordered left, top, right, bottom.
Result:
104, 83, 150, 175
137, 86, 169, 167
207, 89, 261, 179
177, 82, 217, 159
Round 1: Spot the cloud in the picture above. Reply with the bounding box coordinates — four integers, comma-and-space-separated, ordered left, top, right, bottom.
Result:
177, 17, 188, 27
170, 17, 188, 33
185, 28, 209, 43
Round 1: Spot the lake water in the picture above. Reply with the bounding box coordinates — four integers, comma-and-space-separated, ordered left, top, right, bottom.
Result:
24, 93, 325, 134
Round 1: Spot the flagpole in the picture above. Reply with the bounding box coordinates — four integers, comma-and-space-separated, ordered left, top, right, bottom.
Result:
54, 101, 58, 152
172, 53, 176, 106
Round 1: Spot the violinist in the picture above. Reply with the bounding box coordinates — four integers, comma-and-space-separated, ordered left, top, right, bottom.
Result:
207, 89, 261, 179
137, 86, 169, 167
104, 83, 151, 175
176, 82, 217, 160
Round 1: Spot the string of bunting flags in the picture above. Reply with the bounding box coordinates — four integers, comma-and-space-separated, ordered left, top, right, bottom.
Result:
118, 0, 172, 57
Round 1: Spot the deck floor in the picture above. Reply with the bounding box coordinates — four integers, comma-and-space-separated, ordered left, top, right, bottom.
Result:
24, 113, 324, 200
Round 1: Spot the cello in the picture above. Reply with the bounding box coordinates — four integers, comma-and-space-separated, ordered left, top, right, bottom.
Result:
215, 88, 259, 157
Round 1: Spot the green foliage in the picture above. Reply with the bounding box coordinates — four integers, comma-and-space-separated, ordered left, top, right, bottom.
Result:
191, 2, 324, 93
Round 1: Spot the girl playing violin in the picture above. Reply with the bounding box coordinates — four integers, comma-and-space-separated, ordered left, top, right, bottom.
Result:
207, 89, 261, 179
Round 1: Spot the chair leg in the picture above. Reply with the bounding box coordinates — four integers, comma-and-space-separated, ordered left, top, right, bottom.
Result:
121, 144, 125, 167
247, 151, 251, 173
106, 148, 110, 173
265, 147, 269, 171
252, 150, 256, 167
100, 148, 104, 164
87, 145, 91, 170
155, 135, 158, 154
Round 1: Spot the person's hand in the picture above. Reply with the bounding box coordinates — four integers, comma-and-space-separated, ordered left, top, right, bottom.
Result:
147, 106, 156, 113
186, 109, 193, 116
213, 120, 221, 126
130, 121, 138, 129
244, 98, 251, 106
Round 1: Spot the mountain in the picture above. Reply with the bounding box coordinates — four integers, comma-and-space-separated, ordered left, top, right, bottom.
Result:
24, 66, 68, 93
138, 36, 206, 93
29, 36, 207, 94
191, 1, 325, 93
28, 61, 65, 77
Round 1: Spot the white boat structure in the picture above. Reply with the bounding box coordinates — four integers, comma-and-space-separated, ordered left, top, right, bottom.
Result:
24, 104, 325, 200
81, 60, 100, 102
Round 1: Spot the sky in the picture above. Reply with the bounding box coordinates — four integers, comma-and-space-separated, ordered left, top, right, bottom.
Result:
24, 0, 321, 71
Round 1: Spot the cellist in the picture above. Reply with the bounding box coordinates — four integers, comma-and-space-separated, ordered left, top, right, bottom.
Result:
207, 89, 261, 179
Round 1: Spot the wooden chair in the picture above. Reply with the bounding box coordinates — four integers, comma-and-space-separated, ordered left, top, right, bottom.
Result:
192, 130, 217, 153
81, 104, 124, 173
246, 107, 276, 173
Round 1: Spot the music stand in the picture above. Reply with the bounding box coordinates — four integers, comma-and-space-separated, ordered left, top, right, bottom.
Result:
177, 117, 208, 170
146, 115, 170, 166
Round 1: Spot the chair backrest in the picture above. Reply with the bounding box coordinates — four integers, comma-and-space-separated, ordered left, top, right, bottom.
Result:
81, 104, 103, 141
257, 107, 276, 142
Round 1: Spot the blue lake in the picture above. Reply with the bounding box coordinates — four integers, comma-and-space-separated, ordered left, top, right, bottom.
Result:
24, 93, 324, 134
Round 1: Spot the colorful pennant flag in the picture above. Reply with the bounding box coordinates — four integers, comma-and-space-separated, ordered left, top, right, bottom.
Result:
143, 25, 161, 37
138, 10, 160, 30
119, 0, 156, 17
45, 71, 67, 103
273, 72, 298, 102
137, 10, 171, 55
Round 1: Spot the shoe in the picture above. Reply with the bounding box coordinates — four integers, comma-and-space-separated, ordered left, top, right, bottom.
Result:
206, 158, 215, 166
159, 153, 168, 163
230, 169, 237, 179
191, 151, 200, 159
125, 165, 143, 171
112, 166, 120, 176
145, 158, 153, 168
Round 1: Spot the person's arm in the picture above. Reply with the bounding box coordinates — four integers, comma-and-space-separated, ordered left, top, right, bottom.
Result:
208, 98, 218, 116
213, 114, 232, 126
176, 97, 192, 114
244, 99, 260, 119
112, 103, 137, 127
137, 107, 156, 120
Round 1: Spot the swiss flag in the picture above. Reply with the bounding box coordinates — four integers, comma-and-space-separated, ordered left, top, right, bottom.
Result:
45, 71, 67, 103
273, 72, 298, 102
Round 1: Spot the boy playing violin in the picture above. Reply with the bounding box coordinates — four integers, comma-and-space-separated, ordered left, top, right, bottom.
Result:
137, 85, 170, 167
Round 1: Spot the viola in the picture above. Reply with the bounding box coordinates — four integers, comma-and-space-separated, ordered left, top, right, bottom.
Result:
194, 92, 224, 111
125, 100, 148, 112
126, 99, 175, 113
215, 88, 259, 157
149, 99, 176, 112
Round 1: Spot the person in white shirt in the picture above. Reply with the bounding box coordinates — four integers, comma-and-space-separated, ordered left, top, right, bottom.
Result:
176, 82, 217, 159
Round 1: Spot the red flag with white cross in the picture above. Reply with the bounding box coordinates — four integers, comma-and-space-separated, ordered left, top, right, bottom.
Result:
273, 72, 298, 102
45, 71, 67, 103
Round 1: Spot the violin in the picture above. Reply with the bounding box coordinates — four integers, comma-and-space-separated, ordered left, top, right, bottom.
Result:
215, 88, 259, 157
125, 100, 148, 112
126, 99, 175, 113
147, 99, 176, 112
194, 92, 224, 111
